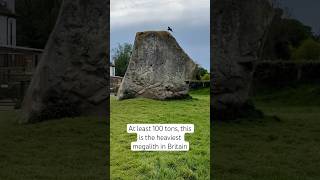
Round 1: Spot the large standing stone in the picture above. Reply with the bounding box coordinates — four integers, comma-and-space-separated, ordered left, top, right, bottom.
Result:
212, 0, 275, 120
21, 0, 109, 123
117, 31, 197, 100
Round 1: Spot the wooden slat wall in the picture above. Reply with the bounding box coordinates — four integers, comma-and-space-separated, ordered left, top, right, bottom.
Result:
0, 54, 39, 84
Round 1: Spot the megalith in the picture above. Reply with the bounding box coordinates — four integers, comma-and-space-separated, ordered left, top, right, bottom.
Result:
117, 31, 197, 100
212, 0, 275, 120
21, 0, 109, 123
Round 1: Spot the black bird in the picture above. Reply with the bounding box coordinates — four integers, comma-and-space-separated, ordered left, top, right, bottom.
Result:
167, 26, 173, 32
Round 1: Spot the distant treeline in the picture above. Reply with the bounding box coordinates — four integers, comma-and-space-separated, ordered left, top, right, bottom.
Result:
16, 0, 62, 49
253, 60, 320, 89
261, 8, 320, 61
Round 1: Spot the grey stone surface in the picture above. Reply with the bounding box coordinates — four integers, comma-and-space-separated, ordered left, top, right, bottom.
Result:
21, 0, 109, 123
212, 0, 275, 120
117, 31, 197, 100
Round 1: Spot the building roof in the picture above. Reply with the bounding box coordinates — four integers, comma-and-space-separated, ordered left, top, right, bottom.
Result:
0, 6, 15, 17
0, 45, 43, 55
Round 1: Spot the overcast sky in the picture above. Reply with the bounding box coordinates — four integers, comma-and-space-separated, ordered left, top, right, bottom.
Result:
279, 0, 320, 34
111, 0, 319, 71
110, 0, 210, 70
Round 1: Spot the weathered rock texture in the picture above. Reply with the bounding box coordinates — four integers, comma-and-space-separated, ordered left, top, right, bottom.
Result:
212, 0, 275, 120
21, 0, 109, 123
117, 31, 197, 100
110, 76, 123, 93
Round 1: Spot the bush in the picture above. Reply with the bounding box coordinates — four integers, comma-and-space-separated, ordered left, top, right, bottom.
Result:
201, 73, 210, 80
292, 39, 320, 60
194, 65, 208, 80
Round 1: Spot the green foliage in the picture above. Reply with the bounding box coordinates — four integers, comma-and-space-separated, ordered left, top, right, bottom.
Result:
194, 65, 208, 80
16, 0, 62, 48
262, 17, 313, 60
283, 19, 313, 47
291, 38, 320, 60
112, 43, 133, 77
201, 73, 210, 80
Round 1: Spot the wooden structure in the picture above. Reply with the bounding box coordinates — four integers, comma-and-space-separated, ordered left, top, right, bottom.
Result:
0, 0, 43, 107
186, 80, 210, 89
0, 45, 43, 100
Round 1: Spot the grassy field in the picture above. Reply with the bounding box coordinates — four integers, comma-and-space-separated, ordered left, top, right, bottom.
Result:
0, 112, 107, 180
213, 84, 320, 180
0, 85, 320, 179
110, 89, 210, 180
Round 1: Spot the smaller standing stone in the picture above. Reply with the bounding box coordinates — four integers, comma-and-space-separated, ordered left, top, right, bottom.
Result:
20, 0, 109, 123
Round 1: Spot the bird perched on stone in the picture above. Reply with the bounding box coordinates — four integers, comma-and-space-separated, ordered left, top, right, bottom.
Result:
167, 26, 173, 32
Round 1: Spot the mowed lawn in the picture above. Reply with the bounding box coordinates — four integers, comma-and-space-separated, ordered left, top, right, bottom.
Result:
110, 89, 210, 180
1, 85, 320, 179
213, 84, 320, 180
0, 112, 107, 180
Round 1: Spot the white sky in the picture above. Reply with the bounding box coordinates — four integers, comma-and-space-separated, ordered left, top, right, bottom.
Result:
110, 0, 210, 70
111, 0, 209, 29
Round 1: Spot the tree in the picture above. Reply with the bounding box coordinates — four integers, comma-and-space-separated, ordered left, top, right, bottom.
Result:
292, 38, 320, 60
201, 73, 210, 80
112, 43, 133, 77
262, 11, 313, 60
194, 65, 208, 80
313, 31, 320, 42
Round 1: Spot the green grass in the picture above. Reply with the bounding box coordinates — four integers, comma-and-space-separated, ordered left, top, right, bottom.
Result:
1, 85, 320, 179
213, 84, 320, 180
0, 112, 107, 180
254, 84, 320, 106
110, 89, 210, 180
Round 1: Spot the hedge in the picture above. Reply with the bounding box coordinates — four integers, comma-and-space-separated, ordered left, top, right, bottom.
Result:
253, 60, 320, 88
